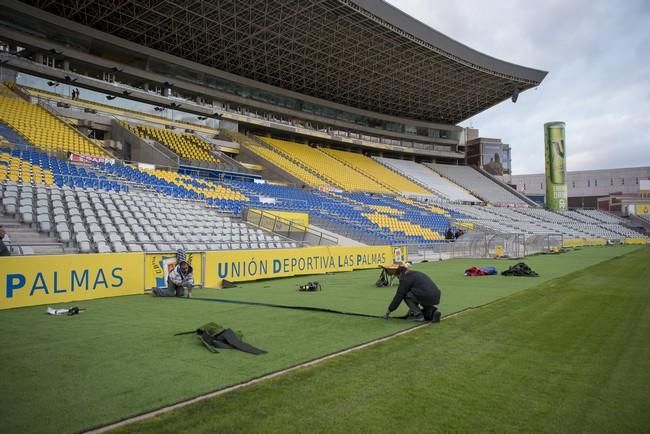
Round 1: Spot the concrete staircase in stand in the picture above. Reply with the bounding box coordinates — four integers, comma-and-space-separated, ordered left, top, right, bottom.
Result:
0, 214, 72, 255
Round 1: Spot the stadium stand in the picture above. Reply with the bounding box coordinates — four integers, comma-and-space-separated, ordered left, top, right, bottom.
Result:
92, 161, 251, 213
259, 137, 389, 193
0, 86, 644, 255
0, 168, 296, 254
513, 207, 577, 223
447, 203, 645, 239
0, 148, 54, 187
428, 163, 527, 205
320, 149, 431, 196
375, 157, 479, 202
223, 181, 452, 245
0, 93, 107, 157
558, 210, 604, 223
0, 140, 449, 251
2, 133, 645, 255
226, 131, 326, 187
345, 192, 452, 227
362, 212, 444, 241
396, 197, 455, 218
147, 169, 248, 202
124, 122, 219, 164
575, 209, 629, 224
20, 85, 252, 175
21, 85, 217, 135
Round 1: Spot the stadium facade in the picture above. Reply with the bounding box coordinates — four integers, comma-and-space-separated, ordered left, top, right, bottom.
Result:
2, 0, 647, 264
0, 0, 546, 163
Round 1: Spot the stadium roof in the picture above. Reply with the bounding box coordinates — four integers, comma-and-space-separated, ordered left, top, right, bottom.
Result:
13, 0, 547, 124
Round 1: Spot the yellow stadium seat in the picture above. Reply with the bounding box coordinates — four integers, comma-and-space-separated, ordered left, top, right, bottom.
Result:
0, 95, 107, 156
321, 148, 430, 195
259, 137, 388, 193
0, 151, 56, 187
363, 212, 444, 241
124, 122, 220, 164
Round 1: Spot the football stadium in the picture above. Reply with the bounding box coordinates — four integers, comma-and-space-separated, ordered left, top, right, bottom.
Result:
0, 1, 648, 432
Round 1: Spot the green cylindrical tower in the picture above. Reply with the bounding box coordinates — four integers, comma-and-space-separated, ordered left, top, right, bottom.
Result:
544, 122, 567, 210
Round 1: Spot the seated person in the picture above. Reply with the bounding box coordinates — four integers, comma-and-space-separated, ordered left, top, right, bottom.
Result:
152, 250, 194, 298
0, 226, 11, 256
384, 263, 442, 322
445, 228, 454, 240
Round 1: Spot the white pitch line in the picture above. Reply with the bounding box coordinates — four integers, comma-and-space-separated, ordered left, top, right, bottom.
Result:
84, 318, 450, 434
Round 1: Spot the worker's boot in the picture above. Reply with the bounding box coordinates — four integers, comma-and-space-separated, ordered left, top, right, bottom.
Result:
404, 294, 424, 321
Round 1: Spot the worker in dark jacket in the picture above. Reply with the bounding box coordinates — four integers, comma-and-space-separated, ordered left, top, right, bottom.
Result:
384, 263, 441, 322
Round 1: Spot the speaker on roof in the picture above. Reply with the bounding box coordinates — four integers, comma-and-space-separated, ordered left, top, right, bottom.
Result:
511, 88, 520, 103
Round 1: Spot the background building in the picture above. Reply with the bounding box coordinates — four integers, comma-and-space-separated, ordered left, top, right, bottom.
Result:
511, 167, 650, 208
466, 136, 512, 176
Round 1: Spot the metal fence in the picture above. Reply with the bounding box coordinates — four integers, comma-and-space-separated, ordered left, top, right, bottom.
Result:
309, 215, 389, 245
242, 208, 338, 246
404, 233, 563, 262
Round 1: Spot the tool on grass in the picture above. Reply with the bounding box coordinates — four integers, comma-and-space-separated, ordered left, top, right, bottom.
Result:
298, 281, 321, 292
46, 306, 84, 316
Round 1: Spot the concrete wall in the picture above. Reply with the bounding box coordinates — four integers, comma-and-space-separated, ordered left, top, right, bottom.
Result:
111, 120, 178, 167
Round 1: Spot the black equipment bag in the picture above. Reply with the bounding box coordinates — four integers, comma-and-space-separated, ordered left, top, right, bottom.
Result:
298, 281, 321, 292
177, 322, 267, 355
198, 328, 267, 355
501, 262, 539, 277
376, 269, 390, 287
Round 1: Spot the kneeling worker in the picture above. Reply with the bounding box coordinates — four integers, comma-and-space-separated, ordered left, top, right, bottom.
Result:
152, 250, 194, 298
384, 263, 442, 322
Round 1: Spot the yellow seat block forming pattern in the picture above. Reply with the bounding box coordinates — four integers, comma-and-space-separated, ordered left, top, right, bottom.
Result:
216, 130, 323, 186
321, 148, 430, 195
247, 144, 326, 187
0, 96, 106, 156
363, 212, 444, 241
142, 168, 249, 201
397, 196, 451, 217
125, 123, 219, 164
260, 137, 389, 193
368, 205, 404, 215
0, 150, 54, 185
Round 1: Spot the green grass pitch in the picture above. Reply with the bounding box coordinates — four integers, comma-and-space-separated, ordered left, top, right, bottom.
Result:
0, 245, 646, 433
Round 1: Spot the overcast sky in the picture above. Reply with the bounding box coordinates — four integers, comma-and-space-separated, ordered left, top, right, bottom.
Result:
387, 0, 650, 175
